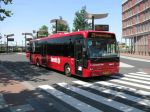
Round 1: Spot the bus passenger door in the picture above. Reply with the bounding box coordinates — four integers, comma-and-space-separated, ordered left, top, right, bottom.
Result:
74, 40, 83, 76
41, 43, 47, 66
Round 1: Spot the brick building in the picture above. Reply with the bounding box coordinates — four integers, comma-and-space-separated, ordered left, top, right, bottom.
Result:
122, 0, 150, 55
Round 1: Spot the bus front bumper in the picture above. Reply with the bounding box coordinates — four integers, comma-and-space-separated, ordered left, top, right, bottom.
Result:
82, 67, 119, 78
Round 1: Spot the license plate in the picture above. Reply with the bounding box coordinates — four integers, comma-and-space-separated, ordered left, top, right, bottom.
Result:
103, 71, 110, 75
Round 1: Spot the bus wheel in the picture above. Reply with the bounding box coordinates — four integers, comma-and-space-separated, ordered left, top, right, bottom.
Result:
36, 59, 40, 67
65, 64, 71, 77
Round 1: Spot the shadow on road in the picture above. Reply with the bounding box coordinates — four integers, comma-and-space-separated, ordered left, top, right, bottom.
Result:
0, 60, 55, 82
71, 73, 124, 83
0, 88, 66, 112
0, 59, 124, 83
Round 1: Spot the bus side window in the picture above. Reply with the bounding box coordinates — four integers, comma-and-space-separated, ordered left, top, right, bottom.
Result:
77, 40, 83, 59
77, 52, 82, 59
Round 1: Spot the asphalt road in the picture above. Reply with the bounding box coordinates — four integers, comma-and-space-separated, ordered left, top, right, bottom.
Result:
0, 53, 150, 112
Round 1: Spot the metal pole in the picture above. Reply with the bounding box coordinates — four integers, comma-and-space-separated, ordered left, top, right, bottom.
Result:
37, 31, 38, 38
92, 16, 94, 30
56, 20, 58, 33
22, 40, 23, 52
16, 42, 17, 52
25, 35, 26, 52
0, 41, 1, 52
6, 36, 8, 53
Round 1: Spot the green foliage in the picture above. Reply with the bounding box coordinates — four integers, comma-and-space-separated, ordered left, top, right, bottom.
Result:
52, 16, 70, 34
38, 25, 49, 38
2, 0, 12, 4
73, 6, 91, 31
0, 0, 12, 21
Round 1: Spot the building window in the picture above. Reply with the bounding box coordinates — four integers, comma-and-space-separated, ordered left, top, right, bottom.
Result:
136, 15, 140, 23
146, 23, 149, 31
145, 1, 149, 9
149, 23, 150, 31
144, 24, 146, 31
146, 12, 148, 20
148, 11, 150, 19
137, 5, 140, 13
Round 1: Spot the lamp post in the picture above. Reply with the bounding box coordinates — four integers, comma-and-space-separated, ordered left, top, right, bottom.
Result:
0, 33, 2, 52
0, 33, 2, 39
4, 34, 14, 53
22, 33, 32, 51
85, 13, 108, 30
50, 19, 67, 33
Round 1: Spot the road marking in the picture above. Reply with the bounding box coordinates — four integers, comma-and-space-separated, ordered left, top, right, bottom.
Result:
128, 73, 150, 78
17, 53, 26, 55
95, 81, 150, 96
73, 80, 150, 107
122, 74, 150, 82
112, 75, 150, 85
38, 72, 150, 112
136, 72, 148, 74
121, 56, 150, 62
120, 62, 134, 68
58, 82, 144, 112
109, 78, 150, 91
39, 85, 101, 112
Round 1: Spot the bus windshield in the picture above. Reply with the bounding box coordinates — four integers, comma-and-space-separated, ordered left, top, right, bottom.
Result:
87, 39, 119, 58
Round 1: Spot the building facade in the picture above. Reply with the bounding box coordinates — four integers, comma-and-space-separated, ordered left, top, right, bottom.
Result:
122, 0, 150, 55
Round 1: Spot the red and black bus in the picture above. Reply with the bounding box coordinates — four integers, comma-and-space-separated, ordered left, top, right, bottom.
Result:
27, 30, 119, 78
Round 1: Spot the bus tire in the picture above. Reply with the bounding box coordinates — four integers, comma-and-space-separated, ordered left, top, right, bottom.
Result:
36, 59, 40, 67
64, 64, 71, 77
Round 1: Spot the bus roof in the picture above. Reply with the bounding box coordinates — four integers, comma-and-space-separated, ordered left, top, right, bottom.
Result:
30, 30, 115, 42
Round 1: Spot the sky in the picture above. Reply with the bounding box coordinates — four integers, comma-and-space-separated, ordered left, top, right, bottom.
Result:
0, 0, 122, 46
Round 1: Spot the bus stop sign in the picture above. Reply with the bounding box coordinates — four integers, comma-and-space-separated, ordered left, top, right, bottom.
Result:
7, 38, 14, 41
26, 38, 32, 41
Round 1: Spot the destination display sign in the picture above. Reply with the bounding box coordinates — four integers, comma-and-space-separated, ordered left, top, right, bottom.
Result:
95, 25, 109, 31
88, 32, 115, 39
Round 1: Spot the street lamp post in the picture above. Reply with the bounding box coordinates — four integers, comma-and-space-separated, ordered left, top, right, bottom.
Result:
4, 34, 14, 53
22, 33, 33, 51
50, 19, 67, 33
0, 33, 2, 52
92, 16, 94, 30
0, 33, 2, 39
25, 34, 27, 51
85, 13, 108, 30
0, 40, 2, 52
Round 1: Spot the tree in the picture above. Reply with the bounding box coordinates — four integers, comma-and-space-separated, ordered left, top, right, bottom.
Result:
73, 6, 91, 31
0, 0, 13, 21
38, 25, 49, 38
51, 16, 70, 34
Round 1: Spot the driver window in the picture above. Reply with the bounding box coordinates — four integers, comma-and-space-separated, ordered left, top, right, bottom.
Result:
76, 40, 83, 59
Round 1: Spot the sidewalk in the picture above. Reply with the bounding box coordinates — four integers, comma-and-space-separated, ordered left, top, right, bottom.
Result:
0, 65, 35, 112
0, 66, 27, 93
120, 53, 150, 60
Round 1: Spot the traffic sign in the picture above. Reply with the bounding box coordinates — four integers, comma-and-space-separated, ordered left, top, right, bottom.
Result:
7, 38, 14, 41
